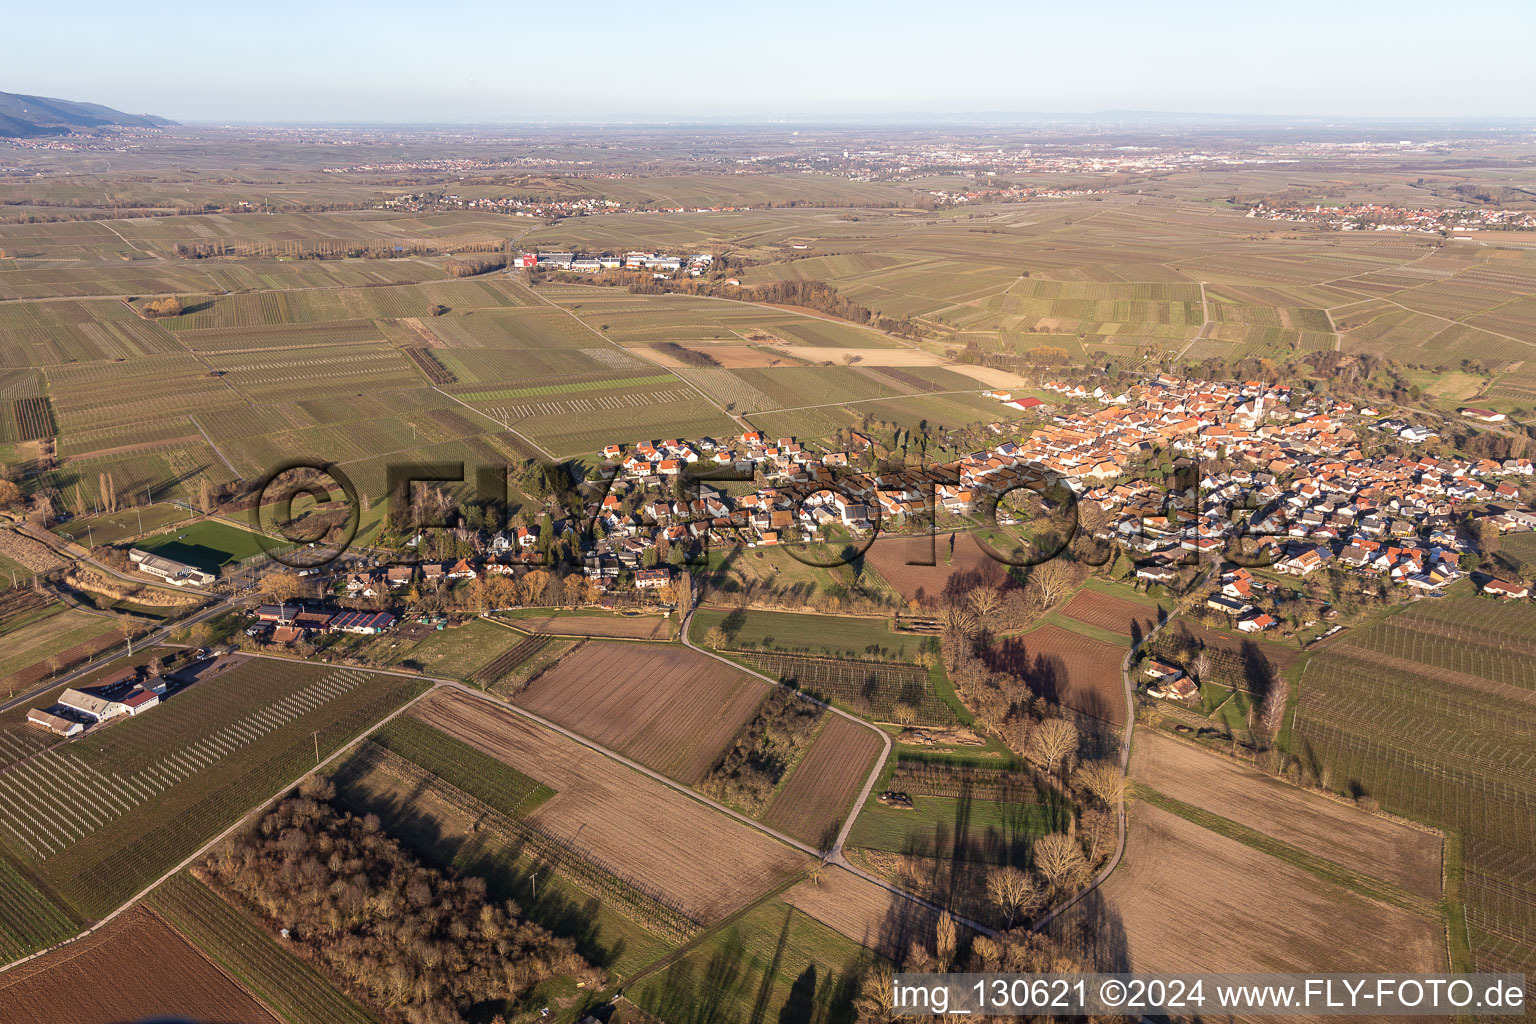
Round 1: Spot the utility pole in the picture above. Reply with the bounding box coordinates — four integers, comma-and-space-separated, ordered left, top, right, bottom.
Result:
313, 730, 320, 765
86, 524, 93, 548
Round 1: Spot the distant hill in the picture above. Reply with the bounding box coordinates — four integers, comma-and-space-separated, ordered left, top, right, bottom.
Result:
0, 91, 174, 138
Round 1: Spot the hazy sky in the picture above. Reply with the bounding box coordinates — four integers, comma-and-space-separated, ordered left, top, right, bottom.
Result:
10, 0, 1535, 123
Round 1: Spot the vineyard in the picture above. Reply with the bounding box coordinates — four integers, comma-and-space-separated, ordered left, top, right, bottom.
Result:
2, 397, 53, 442
0, 659, 426, 918
1295, 633, 1536, 985
743, 651, 954, 725
889, 757, 1041, 802
403, 345, 456, 385
148, 872, 378, 1024
0, 850, 76, 962
0, 587, 54, 631
473, 633, 549, 687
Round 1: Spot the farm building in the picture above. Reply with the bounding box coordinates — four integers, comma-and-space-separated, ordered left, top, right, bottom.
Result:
1481, 578, 1531, 599
1460, 408, 1507, 423
292, 610, 335, 631
26, 709, 83, 737
121, 689, 159, 715
128, 548, 215, 587
271, 625, 303, 644
329, 610, 396, 635
57, 688, 130, 723
254, 604, 300, 624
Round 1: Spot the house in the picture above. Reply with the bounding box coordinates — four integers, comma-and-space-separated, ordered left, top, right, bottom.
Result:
1149, 675, 1198, 701
446, 559, 478, 580
1205, 594, 1251, 616
385, 566, 414, 588
634, 567, 671, 589
1135, 564, 1179, 585
1277, 548, 1324, 576
1482, 578, 1530, 599
1143, 660, 1184, 682
26, 709, 83, 737
270, 625, 303, 645
1237, 612, 1276, 633
344, 573, 380, 598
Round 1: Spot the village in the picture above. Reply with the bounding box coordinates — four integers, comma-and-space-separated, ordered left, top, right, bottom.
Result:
110, 373, 1536, 660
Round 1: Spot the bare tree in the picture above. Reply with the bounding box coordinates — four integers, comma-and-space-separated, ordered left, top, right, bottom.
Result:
1026, 558, 1079, 610
967, 586, 1001, 621
934, 909, 958, 971
1192, 648, 1212, 685
986, 865, 1043, 928
1033, 832, 1088, 892
1028, 718, 1079, 774
892, 702, 917, 728
1073, 758, 1125, 809
1257, 674, 1290, 749
257, 571, 301, 605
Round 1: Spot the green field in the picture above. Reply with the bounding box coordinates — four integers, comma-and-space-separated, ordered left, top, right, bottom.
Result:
690, 607, 921, 662
51, 503, 193, 548
628, 898, 873, 1024
845, 787, 1060, 866
0, 606, 120, 684
345, 617, 525, 679
134, 519, 270, 573
367, 715, 555, 818
0, 658, 426, 918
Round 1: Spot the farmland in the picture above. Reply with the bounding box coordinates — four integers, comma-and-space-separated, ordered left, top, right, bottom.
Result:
627, 896, 875, 1024
1048, 800, 1444, 976
1292, 593, 1536, 986
413, 688, 809, 923
742, 651, 956, 725
514, 641, 771, 785
986, 622, 1129, 724
863, 533, 1007, 604
0, 606, 121, 689
0, 657, 426, 918
496, 607, 677, 639
0, 905, 279, 1024
1131, 730, 1443, 901
5, 120, 1536, 1016
761, 714, 886, 847
147, 872, 378, 1024
330, 731, 685, 973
